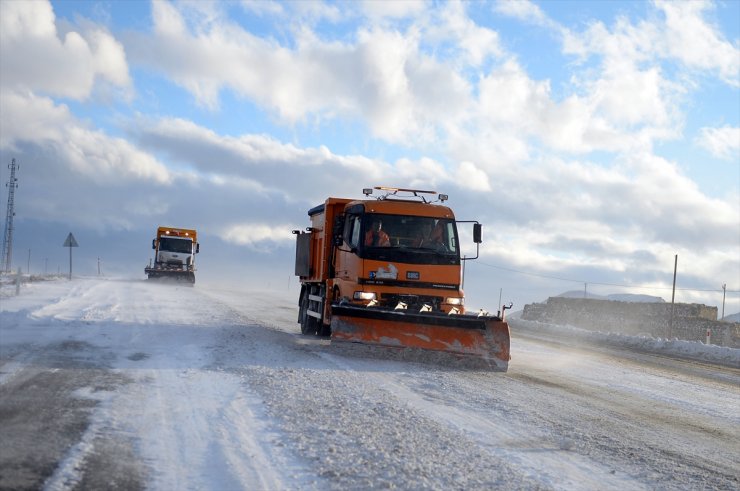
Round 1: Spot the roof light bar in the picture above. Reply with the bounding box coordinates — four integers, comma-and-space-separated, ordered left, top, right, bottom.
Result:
365, 186, 449, 203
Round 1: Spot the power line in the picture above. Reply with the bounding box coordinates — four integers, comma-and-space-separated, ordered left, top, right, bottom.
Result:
476, 260, 740, 294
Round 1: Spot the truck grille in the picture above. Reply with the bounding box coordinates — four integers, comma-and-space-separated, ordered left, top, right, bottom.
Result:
380, 294, 443, 310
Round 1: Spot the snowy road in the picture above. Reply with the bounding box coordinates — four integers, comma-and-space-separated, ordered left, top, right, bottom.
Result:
1, 278, 738, 490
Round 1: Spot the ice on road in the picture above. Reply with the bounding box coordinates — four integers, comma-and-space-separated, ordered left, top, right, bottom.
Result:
1, 278, 738, 490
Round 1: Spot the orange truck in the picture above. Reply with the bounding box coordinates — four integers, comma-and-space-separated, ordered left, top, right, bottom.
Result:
293, 187, 511, 370
145, 226, 200, 283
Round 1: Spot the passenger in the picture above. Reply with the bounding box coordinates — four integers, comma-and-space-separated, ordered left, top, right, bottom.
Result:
365, 219, 391, 247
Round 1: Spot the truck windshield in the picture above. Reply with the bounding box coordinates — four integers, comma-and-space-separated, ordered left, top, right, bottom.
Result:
360, 214, 459, 265
159, 237, 193, 254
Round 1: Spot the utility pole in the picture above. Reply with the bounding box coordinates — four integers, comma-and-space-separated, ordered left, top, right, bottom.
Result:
721, 283, 726, 320
669, 254, 677, 338
1, 158, 19, 273
27, 249, 30, 275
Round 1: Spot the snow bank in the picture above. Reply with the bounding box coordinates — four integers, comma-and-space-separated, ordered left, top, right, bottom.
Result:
509, 317, 740, 369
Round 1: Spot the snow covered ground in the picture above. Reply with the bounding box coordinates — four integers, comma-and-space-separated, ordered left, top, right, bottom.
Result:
1, 277, 738, 490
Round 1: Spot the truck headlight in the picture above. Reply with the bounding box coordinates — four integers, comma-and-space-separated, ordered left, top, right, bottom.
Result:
444, 297, 464, 306
353, 291, 377, 301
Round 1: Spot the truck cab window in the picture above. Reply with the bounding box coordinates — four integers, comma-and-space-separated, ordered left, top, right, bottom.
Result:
357, 213, 459, 264
160, 237, 192, 254
347, 215, 361, 248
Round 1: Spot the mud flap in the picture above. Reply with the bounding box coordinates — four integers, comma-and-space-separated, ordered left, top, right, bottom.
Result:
330, 304, 511, 371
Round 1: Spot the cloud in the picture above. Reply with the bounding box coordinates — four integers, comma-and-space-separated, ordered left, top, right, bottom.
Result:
559, 0, 739, 86
128, 1, 349, 114
221, 223, 299, 249
468, 147, 738, 290
655, 0, 739, 87
0, 90, 172, 231
426, 1, 504, 67
360, 0, 427, 20
492, 0, 736, 156
455, 162, 491, 192
240, 1, 285, 17
130, 116, 392, 202
468, 58, 675, 157
127, 0, 702, 157
0, 0, 131, 100
1, 90, 169, 184
696, 126, 740, 161
493, 0, 553, 28
481, 1, 740, 158
130, 115, 501, 209
125, 1, 477, 143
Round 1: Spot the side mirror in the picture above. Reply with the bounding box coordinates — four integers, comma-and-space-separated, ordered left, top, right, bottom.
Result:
152, 239, 156, 250
196, 243, 200, 254
473, 223, 482, 244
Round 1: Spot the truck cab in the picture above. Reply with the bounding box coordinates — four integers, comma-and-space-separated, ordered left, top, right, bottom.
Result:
333, 199, 465, 313
294, 187, 483, 334
156, 234, 198, 267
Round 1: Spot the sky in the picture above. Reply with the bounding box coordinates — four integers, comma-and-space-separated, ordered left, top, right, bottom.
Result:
0, 0, 738, 315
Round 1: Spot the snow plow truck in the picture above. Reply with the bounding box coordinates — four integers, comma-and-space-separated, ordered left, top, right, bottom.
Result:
293, 187, 511, 371
145, 226, 200, 283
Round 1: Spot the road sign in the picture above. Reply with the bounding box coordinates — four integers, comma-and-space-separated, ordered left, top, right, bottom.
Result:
63, 233, 78, 247
63, 232, 79, 279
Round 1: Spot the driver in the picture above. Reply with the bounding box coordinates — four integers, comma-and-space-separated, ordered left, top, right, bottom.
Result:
412, 222, 433, 247
414, 222, 443, 248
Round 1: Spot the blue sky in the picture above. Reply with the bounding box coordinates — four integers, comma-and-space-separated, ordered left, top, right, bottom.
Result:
1, 0, 738, 315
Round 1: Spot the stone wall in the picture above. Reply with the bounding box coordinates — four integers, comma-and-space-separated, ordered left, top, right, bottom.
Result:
521, 297, 739, 348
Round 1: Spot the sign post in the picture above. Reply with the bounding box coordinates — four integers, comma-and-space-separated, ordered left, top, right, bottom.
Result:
62, 233, 79, 280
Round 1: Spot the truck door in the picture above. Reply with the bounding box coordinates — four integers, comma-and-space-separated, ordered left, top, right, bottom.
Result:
333, 212, 363, 296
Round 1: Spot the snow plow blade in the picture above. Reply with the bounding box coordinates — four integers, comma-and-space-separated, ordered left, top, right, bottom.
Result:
330, 304, 511, 371
145, 268, 195, 284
